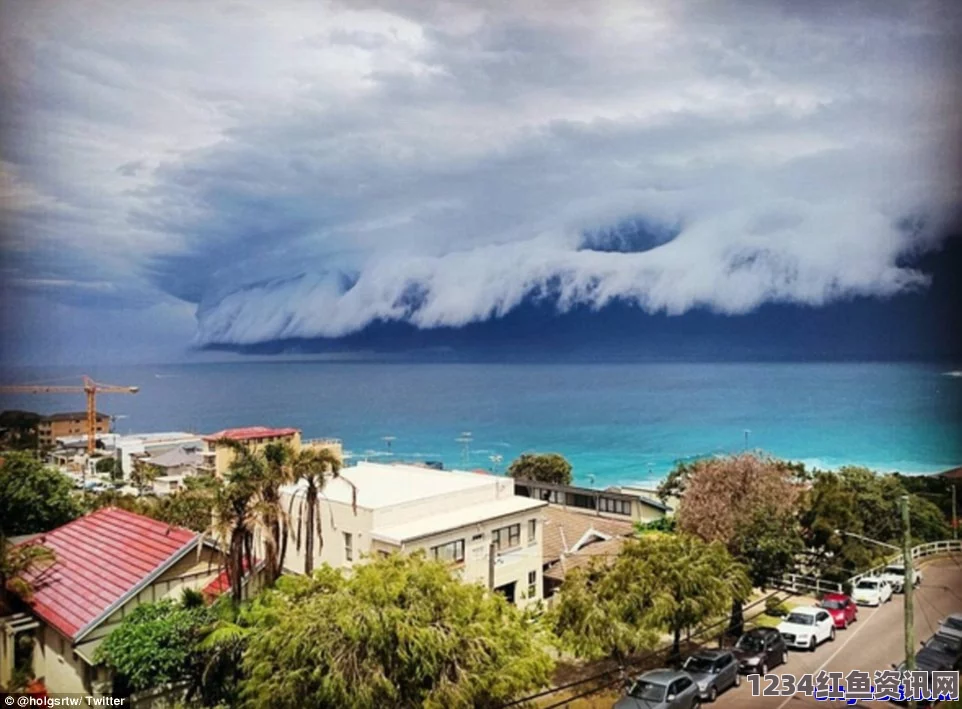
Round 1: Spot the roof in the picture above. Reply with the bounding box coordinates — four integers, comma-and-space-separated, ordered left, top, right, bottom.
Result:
638, 669, 686, 683
940, 466, 962, 480
20, 508, 197, 641
514, 478, 672, 513
543, 537, 627, 582
40, 411, 110, 422
689, 649, 731, 660
288, 461, 503, 510
148, 446, 205, 469
203, 426, 299, 442
788, 606, 820, 616
541, 505, 636, 565
201, 557, 262, 599
371, 496, 547, 544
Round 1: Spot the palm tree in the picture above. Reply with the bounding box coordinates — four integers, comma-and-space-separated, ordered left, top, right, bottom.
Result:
258, 442, 295, 586
209, 440, 265, 602
0, 536, 56, 614
288, 448, 351, 575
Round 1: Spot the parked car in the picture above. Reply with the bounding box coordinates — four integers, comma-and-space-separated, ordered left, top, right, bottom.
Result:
681, 650, 740, 702
818, 593, 858, 629
937, 612, 962, 643
777, 607, 836, 651
916, 632, 962, 671
851, 577, 893, 606
614, 669, 701, 709
730, 628, 788, 675
878, 563, 922, 592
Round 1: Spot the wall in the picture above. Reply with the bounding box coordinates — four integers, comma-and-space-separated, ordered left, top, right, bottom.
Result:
210, 431, 302, 476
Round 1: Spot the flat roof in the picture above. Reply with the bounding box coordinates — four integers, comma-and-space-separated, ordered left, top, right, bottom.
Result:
286, 461, 500, 510
203, 426, 299, 442
371, 496, 547, 544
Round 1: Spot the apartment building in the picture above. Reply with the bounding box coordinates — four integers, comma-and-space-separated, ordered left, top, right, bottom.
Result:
281, 462, 547, 608
514, 479, 671, 523
36, 412, 110, 448
203, 426, 342, 476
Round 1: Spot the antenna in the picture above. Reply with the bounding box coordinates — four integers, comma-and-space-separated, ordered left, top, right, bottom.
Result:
382, 435, 396, 457
489, 453, 503, 473
455, 431, 473, 468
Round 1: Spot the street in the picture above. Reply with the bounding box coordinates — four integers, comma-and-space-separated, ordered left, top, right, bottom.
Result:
712, 555, 962, 708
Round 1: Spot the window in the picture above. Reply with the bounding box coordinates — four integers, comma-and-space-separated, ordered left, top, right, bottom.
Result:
599, 496, 632, 515
344, 532, 353, 561
527, 519, 537, 545
527, 570, 537, 598
431, 539, 465, 564
492, 523, 521, 552
471, 533, 484, 541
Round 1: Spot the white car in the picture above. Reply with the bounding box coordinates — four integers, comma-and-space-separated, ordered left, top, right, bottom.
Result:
777, 607, 836, 651
878, 564, 922, 593
851, 577, 893, 606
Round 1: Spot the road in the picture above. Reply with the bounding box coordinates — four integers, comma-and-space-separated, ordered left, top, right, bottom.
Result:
712, 555, 962, 708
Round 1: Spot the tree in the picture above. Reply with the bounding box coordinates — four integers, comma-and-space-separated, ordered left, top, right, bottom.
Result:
0, 452, 80, 535
209, 441, 263, 603
675, 453, 803, 636
96, 596, 214, 695
288, 447, 348, 575
0, 536, 56, 615
95, 456, 121, 479
799, 466, 950, 581
130, 457, 160, 493
240, 553, 553, 709
549, 534, 749, 664
507, 453, 573, 486
629, 534, 750, 662
258, 442, 294, 586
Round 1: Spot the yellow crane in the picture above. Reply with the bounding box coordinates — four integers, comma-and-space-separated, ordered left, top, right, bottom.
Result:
0, 375, 139, 455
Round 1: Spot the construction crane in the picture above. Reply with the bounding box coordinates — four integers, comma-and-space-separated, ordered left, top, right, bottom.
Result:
0, 375, 139, 455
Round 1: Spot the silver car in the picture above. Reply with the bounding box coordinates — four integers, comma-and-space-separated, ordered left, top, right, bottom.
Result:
682, 650, 741, 702
938, 613, 962, 643
613, 668, 701, 709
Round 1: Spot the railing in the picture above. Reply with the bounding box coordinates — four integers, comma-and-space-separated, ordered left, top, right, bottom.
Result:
770, 539, 961, 597
303, 438, 342, 447
848, 539, 962, 587
771, 573, 843, 596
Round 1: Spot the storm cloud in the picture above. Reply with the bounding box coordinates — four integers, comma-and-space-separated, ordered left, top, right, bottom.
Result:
1, 0, 960, 353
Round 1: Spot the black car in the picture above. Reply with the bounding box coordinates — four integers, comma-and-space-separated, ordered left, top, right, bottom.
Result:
730, 628, 788, 675
916, 632, 962, 672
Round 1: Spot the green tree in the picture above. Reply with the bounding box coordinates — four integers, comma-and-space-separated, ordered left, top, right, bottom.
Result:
258, 442, 294, 585
675, 453, 803, 636
288, 447, 347, 575
0, 452, 80, 535
95, 456, 121, 478
800, 466, 950, 580
130, 457, 161, 493
0, 536, 56, 614
507, 453, 573, 486
96, 597, 214, 695
240, 554, 554, 709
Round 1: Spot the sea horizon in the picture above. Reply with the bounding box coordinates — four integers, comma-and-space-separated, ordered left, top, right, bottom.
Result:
1, 359, 959, 486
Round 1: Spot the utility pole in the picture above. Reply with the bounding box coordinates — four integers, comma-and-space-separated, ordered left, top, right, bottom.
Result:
901, 494, 916, 709
953, 484, 958, 541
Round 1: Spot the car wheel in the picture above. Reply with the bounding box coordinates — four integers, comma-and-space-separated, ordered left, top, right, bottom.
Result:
842, 619, 848, 630
709, 686, 717, 702
760, 663, 768, 676
830, 627, 836, 642
692, 698, 701, 709
734, 673, 741, 688
781, 650, 788, 665
809, 638, 816, 652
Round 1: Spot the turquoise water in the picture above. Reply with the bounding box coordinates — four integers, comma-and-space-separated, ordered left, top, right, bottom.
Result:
1, 361, 959, 486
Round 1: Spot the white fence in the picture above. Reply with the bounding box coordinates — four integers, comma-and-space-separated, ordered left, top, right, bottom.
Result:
771, 539, 961, 597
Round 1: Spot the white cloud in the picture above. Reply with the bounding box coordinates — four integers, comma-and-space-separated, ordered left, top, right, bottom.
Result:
1, 0, 960, 350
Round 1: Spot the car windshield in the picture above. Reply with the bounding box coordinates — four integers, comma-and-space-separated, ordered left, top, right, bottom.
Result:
857, 580, 878, 589
929, 634, 962, 654
736, 635, 764, 652
944, 617, 962, 631
820, 600, 845, 610
884, 566, 904, 575
629, 680, 667, 702
683, 657, 714, 673
785, 613, 815, 625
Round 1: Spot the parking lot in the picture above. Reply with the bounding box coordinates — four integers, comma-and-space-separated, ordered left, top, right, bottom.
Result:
710, 555, 962, 708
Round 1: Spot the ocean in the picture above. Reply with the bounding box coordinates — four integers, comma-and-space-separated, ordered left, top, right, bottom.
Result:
1, 360, 960, 486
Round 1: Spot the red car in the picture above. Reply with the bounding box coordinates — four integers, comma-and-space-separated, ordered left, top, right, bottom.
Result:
819, 593, 858, 629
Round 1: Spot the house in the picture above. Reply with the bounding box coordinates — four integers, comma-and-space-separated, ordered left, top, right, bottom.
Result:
0, 508, 262, 694
111, 432, 208, 479
143, 445, 209, 495
514, 479, 671, 524
36, 412, 111, 449
280, 462, 547, 608
539, 506, 636, 599
203, 426, 342, 477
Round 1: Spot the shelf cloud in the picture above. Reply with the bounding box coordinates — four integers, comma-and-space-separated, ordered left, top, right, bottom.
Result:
1, 0, 960, 355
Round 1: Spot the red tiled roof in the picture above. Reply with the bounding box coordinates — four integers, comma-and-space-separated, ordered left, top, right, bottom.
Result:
203, 426, 299, 442
21, 508, 196, 640
201, 557, 259, 599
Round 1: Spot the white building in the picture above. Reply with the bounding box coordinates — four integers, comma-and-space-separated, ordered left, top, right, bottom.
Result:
112, 432, 209, 479
281, 462, 547, 608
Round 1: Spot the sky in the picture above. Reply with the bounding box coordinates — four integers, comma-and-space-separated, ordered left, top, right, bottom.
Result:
1, 0, 961, 365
